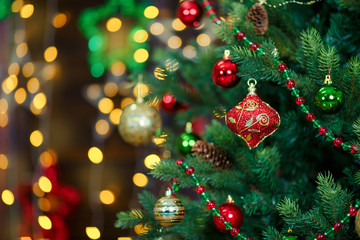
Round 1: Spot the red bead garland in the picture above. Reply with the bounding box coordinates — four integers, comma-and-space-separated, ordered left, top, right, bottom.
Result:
333, 138, 343, 147
295, 96, 305, 106
207, 200, 216, 209
316, 232, 326, 240
231, 228, 240, 236
237, 31, 246, 40
185, 166, 195, 175
286, 79, 296, 89
306, 112, 315, 121
333, 221, 343, 230
278, 63, 287, 71
318, 126, 328, 135
349, 206, 358, 216
196, 185, 205, 194
250, 42, 259, 51
351, 145, 359, 154
176, 159, 185, 166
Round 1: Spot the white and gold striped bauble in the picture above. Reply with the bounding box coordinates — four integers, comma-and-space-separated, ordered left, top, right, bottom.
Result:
154, 189, 184, 227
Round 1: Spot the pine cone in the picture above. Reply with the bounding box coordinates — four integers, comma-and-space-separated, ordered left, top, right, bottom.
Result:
246, 3, 268, 35
191, 140, 232, 169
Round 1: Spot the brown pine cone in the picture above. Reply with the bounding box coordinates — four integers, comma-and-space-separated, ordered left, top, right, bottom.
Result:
191, 140, 232, 169
246, 3, 268, 35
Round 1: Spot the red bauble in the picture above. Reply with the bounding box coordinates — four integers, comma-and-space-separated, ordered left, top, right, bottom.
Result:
177, 0, 202, 27
226, 91, 280, 149
213, 197, 244, 232
161, 93, 187, 112
212, 57, 240, 88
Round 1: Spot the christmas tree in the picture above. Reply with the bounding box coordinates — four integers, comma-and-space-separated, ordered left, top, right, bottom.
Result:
115, 0, 360, 239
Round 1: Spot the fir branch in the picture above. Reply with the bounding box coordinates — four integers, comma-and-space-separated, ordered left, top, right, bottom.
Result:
318, 46, 340, 74
138, 190, 158, 213
243, 191, 278, 215
354, 171, 360, 185
263, 226, 282, 240
277, 197, 300, 218
115, 209, 145, 229
336, 0, 360, 12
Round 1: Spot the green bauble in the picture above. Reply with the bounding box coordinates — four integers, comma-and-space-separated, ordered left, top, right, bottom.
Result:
314, 85, 344, 113
177, 132, 200, 154
283, 236, 297, 240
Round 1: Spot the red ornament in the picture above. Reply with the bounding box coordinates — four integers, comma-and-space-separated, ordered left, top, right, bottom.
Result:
349, 206, 358, 216
286, 79, 296, 89
177, 0, 202, 27
237, 31, 246, 40
185, 166, 195, 175
333, 221, 343, 230
161, 93, 187, 112
213, 196, 244, 232
318, 126, 328, 136
278, 63, 287, 72
176, 159, 184, 166
306, 112, 315, 121
333, 138, 343, 147
212, 50, 240, 88
351, 145, 359, 154
316, 232, 326, 240
196, 185, 205, 194
226, 79, 280, 149
250, 42, 259, 51
207, 200, 216, 209
295, 96, 305, 105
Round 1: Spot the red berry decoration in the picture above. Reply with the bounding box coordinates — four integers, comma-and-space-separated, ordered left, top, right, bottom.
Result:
278, 63, 287, 71
316, 232, 326, 240
161, 93, 187, 112
246, 238, 254, 240
213, 196, 244, 233
250, 42, 259, 51
237, 31, 246, 40
196, 185, 205, 194
349, 206, 358, 216
177, 0, 202, 27
318, 126, 328, 136
333, 138, 343, 147
230, 228, 240, 236
212, 50, 240, 88
333, 221, 343, 230
306, 112, 315, 121
176, 159, 184, 166
295, 96, 305, 105
286, 79, 296, 89
185, 166, 195, 175
207, 200, 215, 209
351, 145, 359, 154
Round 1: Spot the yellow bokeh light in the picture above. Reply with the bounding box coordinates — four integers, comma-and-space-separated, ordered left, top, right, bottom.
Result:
20, 4, 34, 19
118, 238, 132, 240
95, 119, 110, 136
86, 227, 101, 240
38, 176, 52, 193
30, 130, 44, 147
3, 74, 18, 94
39, 150, 56, 167
14, 29, 25, 43
109, 109, 122, 125
197, 33, 211, 47
44, 46, 58, 63
14, 88, 27, 104
33, 183, 45, 197
168, 36, 182, 49
110, 61, 126, 76
88, 147, 103, 164
149, 22, 164, 35
16, 42, 28, 58
20, 237, 32, 240
106, 17, 122, 32
99, 190, 115, 205
8, 62, 20, 75
133, 30, 148, 43
133, 83, 149, 98
144, 154, 161, 169
104, 82, 118, 97
133, 48, 149, 63
133, 173, 148, 187
38, 198, 51, 212
172, 18, 186, 31
0, 154, 8, 170
86, 84, 101, 100
12, 0, 24, 13
144, 6, 159, 19
42, 64, 58, 81
52, 13, 67, 28
0, 98, 8, 113
2, 189, 15, 205
38, 216, 52, 230
33, 92, 47, 110
163, 150, 171, 158
134, 224, 148, 236
30, 102, 43, 115
0, 113, 8, 127
120, 98, 134, 109
27, 77, 40, 94
22, 62, 35, 77
98, 97, 114, 114
183, 45, 197, 59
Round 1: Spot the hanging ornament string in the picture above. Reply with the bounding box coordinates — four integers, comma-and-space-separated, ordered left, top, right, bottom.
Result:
199, 0, 359, 156
173, 159, 360, 239
258, 0, 323, 8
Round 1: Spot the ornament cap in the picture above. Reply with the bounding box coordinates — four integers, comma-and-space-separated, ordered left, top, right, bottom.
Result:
226, 195, 235, 204
247, 78, 257, 95
165, 188, 172, 197
223, 50, 231, 60
324, 74, 332, 85
136, 74, 144, 103
185, 122, 193, 133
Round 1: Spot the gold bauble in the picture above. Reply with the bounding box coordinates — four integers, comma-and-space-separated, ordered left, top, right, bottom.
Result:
356, 209, 360, 237
154, 189, 184, 227
118, 101, 161, 146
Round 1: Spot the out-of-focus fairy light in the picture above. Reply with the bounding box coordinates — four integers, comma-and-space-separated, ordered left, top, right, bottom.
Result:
39, 150, 57, 167
33, 92, 47, 110
149, 22, 164, 35
14, 88, 27, 104
0, 99, 8, 113
88, 147, 103, 164
133, 29, 148, 43
2, 74, 18, 94
8, 62, 20, 75
183, 45, 197, 59
118, 238, 132, 240
133, 49, 149, 63
95, 119, 110, 136
38, 176, 52, 193
38, 216, 52, 230
99, 190, 115, 205
16, 42, 28, 58
144, 6, 159, 19
167, 36, 182, 49
20, 237, 32, 240
38, 198, 51, 212
12, 0, 24, 13
86, 227, 101, 240
44, 46, 58, 62
33, 183, 45, 197
52, 13, 67, 28
86, 84, 101, 100
163, 150, 171, 158
27, 77, 40, 94
109, 109, 122, 125
98, 98, 114, 114
14, 29, 25, 43
106, 17, 122, 32
0, 113, 9, 127
110, 61, 126, 76
133, 173, 148, 187
42, 63, 58, 81
0, 154, 8, 170
133, 83, 149, 98
120, 98, 134, 109
104, 82, 118, 97
20, 4, 34, 19
2, 190, 14, 205
144, 154, 161, 169
30, 130, 44, 147
172, 18, 186, 31
22, 62, 35, 77
196, 33, 211, 47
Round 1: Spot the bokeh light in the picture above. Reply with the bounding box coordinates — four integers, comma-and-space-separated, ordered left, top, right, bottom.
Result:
16, 42, 28, 58
86, 84, 101, 100
44, 46, 58, 62
104, 82, 118, 97
30, 130, 44, 147
0, 154, 8, 170
133, 29, 148, 43
98, 97, 114, 114
133, 48, 149, 63
0, 98, 8, 113
86, 227, 101, 240
110, 61, 126, 76
20, 4, 34, 19
12, 0, 24, 13
196, 33, 211, 47
99, 190, 115, 205
2, 74, 18, 94
38, 216, 52, 230
144, 6, 159, 19
8, 62, 20, 75
149, 22, 164, 35
22, 62, 35, 77
33, 183, 45, 197
120, 98, 134, 109
39, 150, 56, 167
106, 17, 122, 32
38, 176, 52, 193
38, 198, 51, 212
0, 113, 9, 127
33, 92, 47, 110
2, 190, 15, 205
167, 36, 182, 49
183, 45, 197, 59
172, 18, 186, 31
52, 13, 67, 28
95, 119, 110, 136
109, 109, 122, 125
132, 173, 148, 187
14, 88, 27, 104
144, 154, 161, 169
27, 77, 40, 93
88, 147, 103, 164
14, 29, 25, 43
133, 83, 149, 98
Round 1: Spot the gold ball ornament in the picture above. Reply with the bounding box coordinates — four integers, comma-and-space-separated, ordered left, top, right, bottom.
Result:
118, 101, 161, 146
355, 209, 360, 237
153, 189, 184, 227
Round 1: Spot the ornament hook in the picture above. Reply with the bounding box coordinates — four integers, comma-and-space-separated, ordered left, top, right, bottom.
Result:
136, 74, 144, 103
324, 68, 332, 85
247, 78, 257, 95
